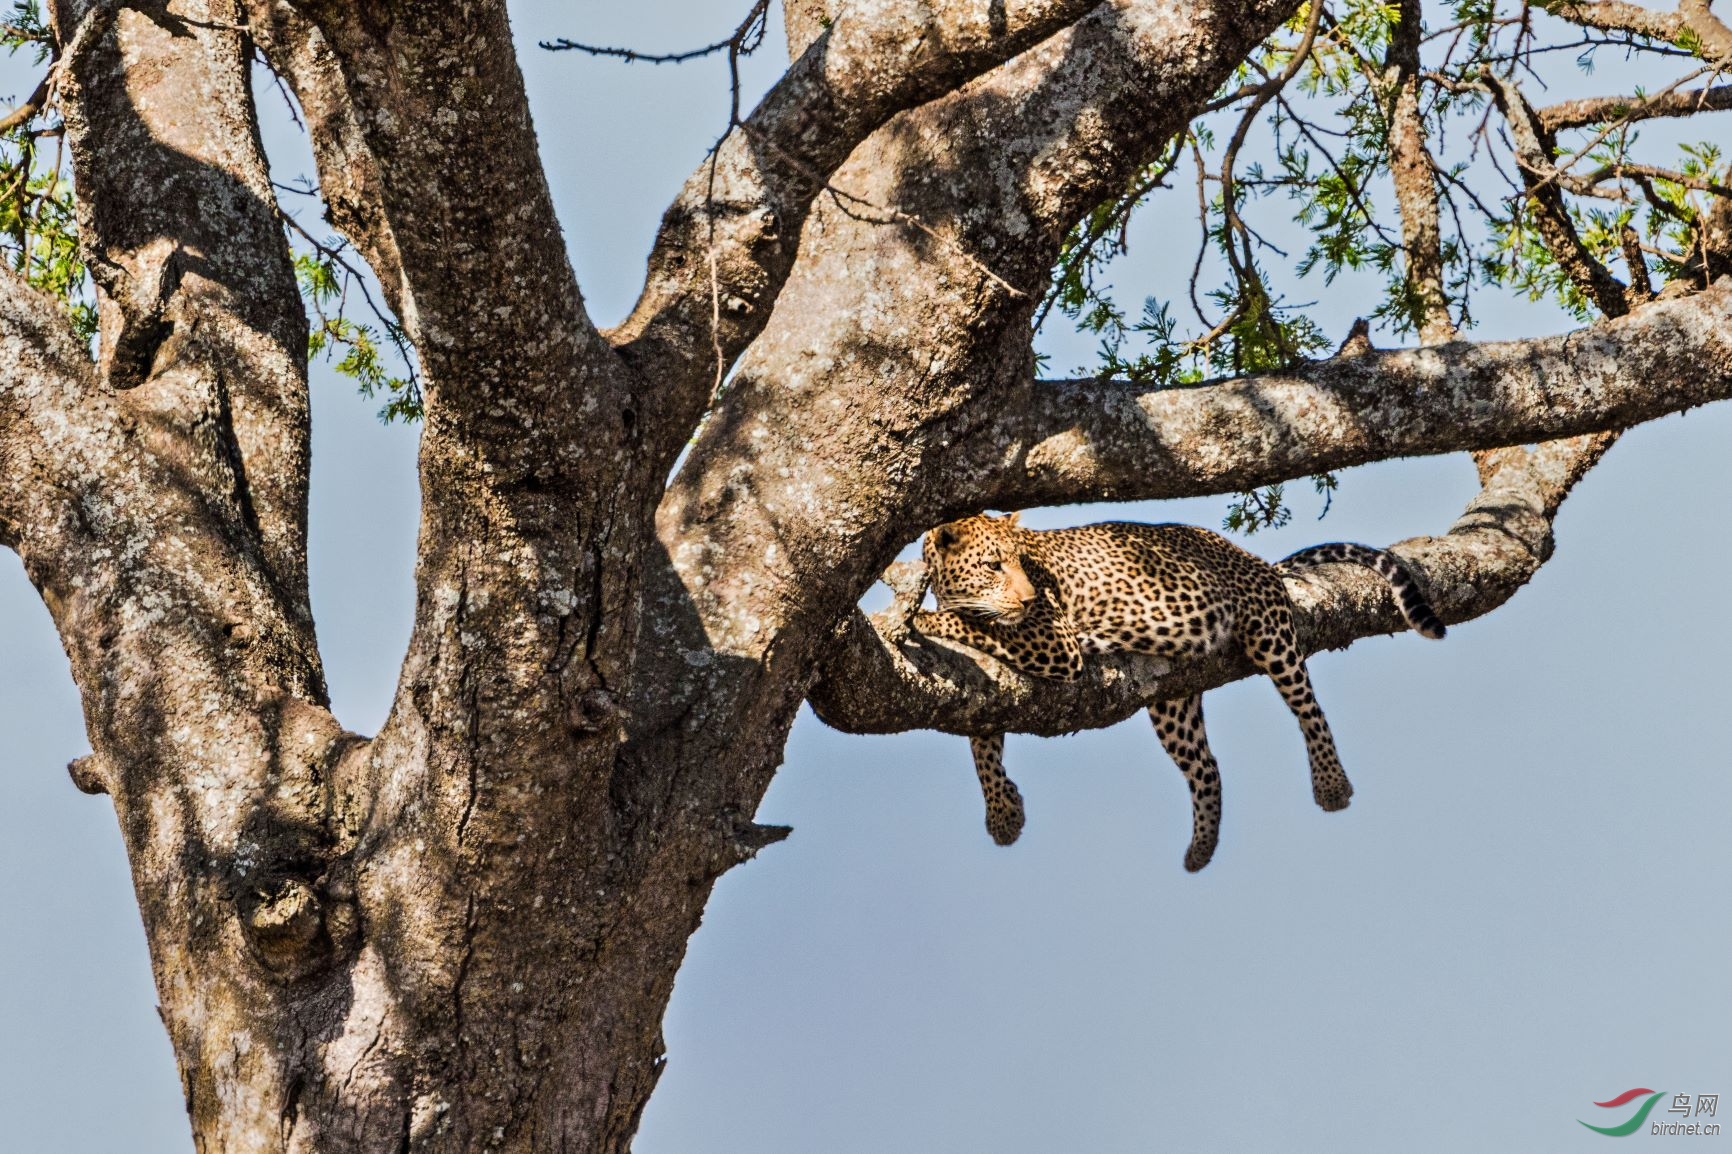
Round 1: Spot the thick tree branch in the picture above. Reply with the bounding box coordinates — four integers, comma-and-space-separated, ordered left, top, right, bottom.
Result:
809, 429, 1606, 738
613, 0, 1106, 461
978, 281, 1732, 510
55, 0, 315, 618
23, 7, 377, 1144
0, 268, 97, 546
258, 0, 653, 721
244, 2, 406, 322
266, 0, 628, 459
782, 0, 836, 59
244, 10, 737, 1144
1538, 0, 1686, 40
17, 1, 1727, 1146
956, 0, 1310, 277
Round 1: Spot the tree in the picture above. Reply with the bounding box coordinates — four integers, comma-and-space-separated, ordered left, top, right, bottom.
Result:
1, 0, 1729, 1149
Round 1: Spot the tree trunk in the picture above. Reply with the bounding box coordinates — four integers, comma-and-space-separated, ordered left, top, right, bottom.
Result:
6, 0, 1731, 1150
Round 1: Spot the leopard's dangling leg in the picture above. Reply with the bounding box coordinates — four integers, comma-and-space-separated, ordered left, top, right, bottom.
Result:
1243, 610, 1353, 811
1148, 695, 1223, 872
969, 734, 1026, 845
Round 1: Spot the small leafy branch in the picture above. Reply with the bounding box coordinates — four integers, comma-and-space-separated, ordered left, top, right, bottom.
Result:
282, 204, 422, 423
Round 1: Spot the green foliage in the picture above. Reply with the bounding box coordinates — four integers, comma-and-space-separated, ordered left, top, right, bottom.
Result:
1642, 141, 1728, 286
0, 1, 95, 341
294, 247, 422, 423
1223, 484, 1292, 534
3, 0, 50, 63
1043, 138, 1184, 357
0, 167, 96, 340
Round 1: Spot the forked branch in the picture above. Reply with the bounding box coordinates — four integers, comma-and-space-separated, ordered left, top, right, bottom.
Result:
606, 0, 1106, 459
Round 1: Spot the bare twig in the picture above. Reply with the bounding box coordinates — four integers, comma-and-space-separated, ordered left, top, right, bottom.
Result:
1543, 66, 1714, 185
1033, 143, 1182, 332
1567, 160, 1732, 198
540, 1, 771, 66
1199, 1, 1326, 363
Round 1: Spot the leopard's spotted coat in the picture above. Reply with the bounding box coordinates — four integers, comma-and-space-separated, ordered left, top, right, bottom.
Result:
915, 514, 1445, 870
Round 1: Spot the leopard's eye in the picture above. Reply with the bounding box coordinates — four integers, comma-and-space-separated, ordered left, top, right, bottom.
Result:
986, 560, 1003, 572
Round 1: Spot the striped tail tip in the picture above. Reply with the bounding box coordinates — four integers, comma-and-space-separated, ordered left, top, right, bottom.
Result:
1398, 589, 1447, 640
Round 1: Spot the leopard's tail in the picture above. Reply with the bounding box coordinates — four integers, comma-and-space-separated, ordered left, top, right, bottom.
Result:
1277, 543, 1447, 640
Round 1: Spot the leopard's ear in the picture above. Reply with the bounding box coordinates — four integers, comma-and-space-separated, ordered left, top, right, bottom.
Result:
934, 524, 959, 550
1003, 511, 1022, 527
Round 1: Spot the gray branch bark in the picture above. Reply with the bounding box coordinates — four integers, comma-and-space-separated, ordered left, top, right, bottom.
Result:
1539, 0, 1732, 60
976, 280, 1731, 510
1387, 0, 1454, 344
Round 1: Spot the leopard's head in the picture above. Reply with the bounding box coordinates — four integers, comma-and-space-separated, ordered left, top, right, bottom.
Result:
923, 513, 1037, 625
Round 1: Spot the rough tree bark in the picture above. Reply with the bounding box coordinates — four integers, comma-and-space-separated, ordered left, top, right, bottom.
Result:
4, 0, 1729, 1151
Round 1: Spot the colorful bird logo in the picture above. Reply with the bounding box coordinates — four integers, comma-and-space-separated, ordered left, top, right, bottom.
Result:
1580, 1088, 1667, 1137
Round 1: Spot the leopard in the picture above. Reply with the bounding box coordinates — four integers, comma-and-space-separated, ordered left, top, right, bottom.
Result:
912, 512, 1446, 871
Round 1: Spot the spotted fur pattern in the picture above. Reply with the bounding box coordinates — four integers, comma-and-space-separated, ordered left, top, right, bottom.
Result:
915, 514, 1445, 869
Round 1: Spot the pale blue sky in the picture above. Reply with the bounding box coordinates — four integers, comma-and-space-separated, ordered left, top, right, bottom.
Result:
2, 4, 1728, 1152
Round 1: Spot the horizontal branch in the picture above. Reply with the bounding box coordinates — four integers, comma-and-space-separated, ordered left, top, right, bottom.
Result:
1538, 81, 1732, 132
978, 278, 1732, 510
809, 435, 1593, 738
